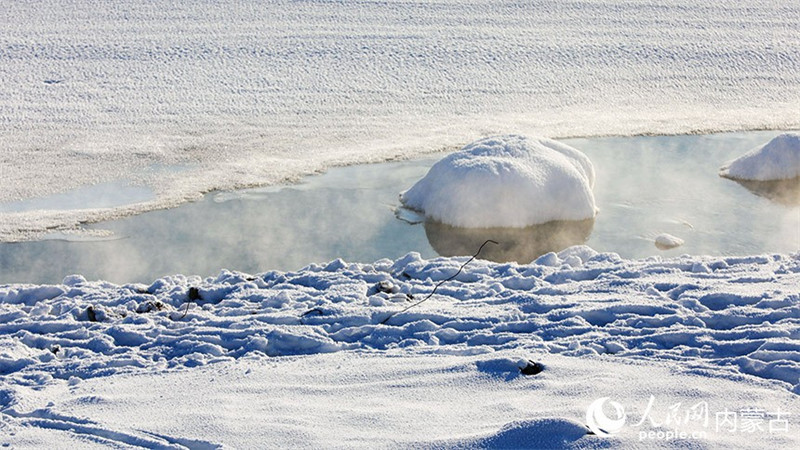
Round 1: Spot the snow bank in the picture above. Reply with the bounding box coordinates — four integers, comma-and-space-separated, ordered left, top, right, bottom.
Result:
1, 249, 798, 393
400, 135, 597, 227
720, 133, 800, 181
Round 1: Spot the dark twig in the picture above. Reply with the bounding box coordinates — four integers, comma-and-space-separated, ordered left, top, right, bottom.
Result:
178, 301, 191, 320
379, 239, 499, 325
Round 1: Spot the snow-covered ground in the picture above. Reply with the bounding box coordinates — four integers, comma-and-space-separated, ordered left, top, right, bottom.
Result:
2, 248, 799, 447
1, 0, 800, 240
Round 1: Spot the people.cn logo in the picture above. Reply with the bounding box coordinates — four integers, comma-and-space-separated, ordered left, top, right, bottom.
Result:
586, 397, 627, 437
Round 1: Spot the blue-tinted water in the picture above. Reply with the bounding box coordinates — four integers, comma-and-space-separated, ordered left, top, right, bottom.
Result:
0, 180, 154, 214
1, 131, 798, 284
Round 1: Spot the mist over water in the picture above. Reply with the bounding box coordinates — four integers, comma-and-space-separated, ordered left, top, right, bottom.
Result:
1, 131, 798, 285
423, 219, 595, 263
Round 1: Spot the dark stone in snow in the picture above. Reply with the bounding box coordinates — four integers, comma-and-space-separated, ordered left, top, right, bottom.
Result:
520, 360, 544, 375
86, 306, 97, 322
188, 287, 202, 301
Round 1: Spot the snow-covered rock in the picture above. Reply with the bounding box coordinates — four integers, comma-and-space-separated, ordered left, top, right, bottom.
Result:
720, 132, 800, 181
400, 135, 597, 228
655, 233, 684, 250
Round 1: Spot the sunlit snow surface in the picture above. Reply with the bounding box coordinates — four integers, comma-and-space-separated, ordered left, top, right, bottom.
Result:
721, 133, 800, 181
2, 0, 800, 240
2, 248, 799, 447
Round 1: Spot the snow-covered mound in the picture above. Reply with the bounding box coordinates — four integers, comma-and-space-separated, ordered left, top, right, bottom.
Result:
400, 135, 597, 228
720, 133, 800, 181
655, 233, 684, 250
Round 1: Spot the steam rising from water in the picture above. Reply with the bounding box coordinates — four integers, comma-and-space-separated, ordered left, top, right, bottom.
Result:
1, 132, 797, 285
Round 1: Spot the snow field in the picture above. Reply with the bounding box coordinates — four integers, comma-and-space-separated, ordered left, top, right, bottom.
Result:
1, 2, 799, 445
1, 349, 797, 448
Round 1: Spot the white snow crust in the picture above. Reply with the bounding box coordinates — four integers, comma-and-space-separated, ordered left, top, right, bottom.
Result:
720, 133, 800, 181
400, 135, 596, 227
2, 0, 800, 240
2, 249, 799, 447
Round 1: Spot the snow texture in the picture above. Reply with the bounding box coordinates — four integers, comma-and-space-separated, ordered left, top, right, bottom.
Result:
720, 133, 800, 181
2, 1, 800, 445
3, 351, 796, 448
400, 135, 596, 227
2, 0, 800, 240
4, 247, 798, 391
1, 248, 799, 446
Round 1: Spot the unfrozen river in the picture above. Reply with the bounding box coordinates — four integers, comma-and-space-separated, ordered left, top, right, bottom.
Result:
1, 131, 798, 284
